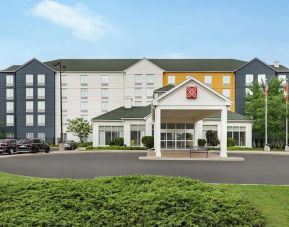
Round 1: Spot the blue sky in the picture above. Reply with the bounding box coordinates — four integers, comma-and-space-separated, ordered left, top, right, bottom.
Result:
1, 0, 289, 69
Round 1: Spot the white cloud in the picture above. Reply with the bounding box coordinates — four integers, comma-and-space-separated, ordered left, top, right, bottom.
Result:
30, 0, 112, 41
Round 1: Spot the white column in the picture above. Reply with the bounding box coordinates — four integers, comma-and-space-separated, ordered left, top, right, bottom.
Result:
194, 122, 198, 146
92, 122, 99, 147
154, 107, 161, 157
220, 108, 228, 158
124, 121, 130, 146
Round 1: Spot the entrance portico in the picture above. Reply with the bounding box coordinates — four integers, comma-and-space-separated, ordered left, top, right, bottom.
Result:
153, 77, 231, 158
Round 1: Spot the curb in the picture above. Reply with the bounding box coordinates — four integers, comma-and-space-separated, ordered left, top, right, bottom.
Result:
138, 156, 245, 161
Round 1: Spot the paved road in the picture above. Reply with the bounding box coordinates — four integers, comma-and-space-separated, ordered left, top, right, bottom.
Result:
0, 152, 288, 185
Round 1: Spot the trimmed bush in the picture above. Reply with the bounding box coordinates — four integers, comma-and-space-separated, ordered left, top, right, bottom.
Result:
78, 142, 92, 147
198, 139, 206, 146
86, 146, 146, 150
227, 138, 236, 147
109, 138, 124, 146
141, 136, 154, 149
0, 174, 265, 226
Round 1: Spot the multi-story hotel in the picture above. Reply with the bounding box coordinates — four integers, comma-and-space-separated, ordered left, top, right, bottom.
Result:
0, 57, 288, 149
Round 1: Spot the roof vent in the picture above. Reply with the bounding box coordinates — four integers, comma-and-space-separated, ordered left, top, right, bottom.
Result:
124, 97, 132, 109
274, 61, 280, 68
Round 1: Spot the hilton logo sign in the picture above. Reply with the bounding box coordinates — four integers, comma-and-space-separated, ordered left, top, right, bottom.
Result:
186, 86, 198, 99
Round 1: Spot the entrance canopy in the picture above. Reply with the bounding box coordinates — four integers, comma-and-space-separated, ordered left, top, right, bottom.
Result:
153, 77, 231, 158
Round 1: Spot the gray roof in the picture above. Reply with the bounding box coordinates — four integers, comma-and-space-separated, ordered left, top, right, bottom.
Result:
269, 64, 289, 73
92, 105, 152, 121
154, 84, 175, 93
1, 65, 21, 72
206, 111, 252, 121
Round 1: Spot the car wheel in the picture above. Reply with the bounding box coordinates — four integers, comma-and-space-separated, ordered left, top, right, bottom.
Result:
32, 147, 39, 153
45, 147, 50, 153
8, 148, 14, 155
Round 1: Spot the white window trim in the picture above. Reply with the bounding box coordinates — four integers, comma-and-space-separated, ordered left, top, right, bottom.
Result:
245, 74, 254, 86
26, 115, 34, 126
6, 75, 14, 86
38, 115, 45, 126
26, 74, 33, 86
6, 115, 14, 126
26, 101, 34, 113
37, 74, 45, 86
168, 75, 175, 85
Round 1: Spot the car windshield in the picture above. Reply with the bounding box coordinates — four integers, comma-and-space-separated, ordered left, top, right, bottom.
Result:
18, 139, 32, 144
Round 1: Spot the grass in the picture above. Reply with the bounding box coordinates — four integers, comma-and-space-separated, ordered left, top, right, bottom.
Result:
222, 184, 289, 226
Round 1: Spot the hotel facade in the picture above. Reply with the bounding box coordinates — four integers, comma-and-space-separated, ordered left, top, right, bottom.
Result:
0, 58, 288, 150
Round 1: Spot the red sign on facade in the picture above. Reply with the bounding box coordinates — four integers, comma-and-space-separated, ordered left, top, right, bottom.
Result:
186, 86, 197, 99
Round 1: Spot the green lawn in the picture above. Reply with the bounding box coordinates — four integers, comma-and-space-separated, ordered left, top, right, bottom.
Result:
222, 184, 289, 226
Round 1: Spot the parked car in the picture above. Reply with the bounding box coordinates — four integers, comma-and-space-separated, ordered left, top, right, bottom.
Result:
64, 140, 77, 150
0, 139, 17, 154
17, 139, 50, 153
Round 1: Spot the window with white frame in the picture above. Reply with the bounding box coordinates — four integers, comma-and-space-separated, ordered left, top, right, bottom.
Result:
202, 125, 218, 140
81, 88, 88, 98
135, 88, 142, 98
99, 126, 124, 146
101, 101, 109, 112
222, 89, 230, 98
6, 102, 14, 113
278, 75, 287, 85
245, 74, 254, 86
62, 88, 67, 99
26, 88, 33, 99
38, 115, 45, 126
101, 88, 109, 99
146, 87, 154, 98
168, 75, 175, 85
227, 126, 246, 146
81, 101, 88, 112
223, 75, 230, 85
130, 125, 145, 146
80, 75, 88, 85
147, 74, 154, 85
6, 133, 14, 139
26, 74, 33, 85
26, 101, 34, 112
37, 88, 45, 99
6, 89, 14, 100
204, 75, 212, 86
101, 75, 109, 85
26, 115, 34, 126
37, 133, 45, 141
26, 133, 34, 139
258, 74, 266, 84
135, 74, 142, 85
6, 75, 13, 86
37, 74, 45, 85
38, 101, 45, 112
245, 88, 253, 95
6, 115, 14, 126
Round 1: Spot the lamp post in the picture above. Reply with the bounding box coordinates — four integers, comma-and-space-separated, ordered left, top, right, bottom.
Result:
53, 61, 66, 145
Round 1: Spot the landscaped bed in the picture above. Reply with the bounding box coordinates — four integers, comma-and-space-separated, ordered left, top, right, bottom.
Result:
0, 173, 265, 226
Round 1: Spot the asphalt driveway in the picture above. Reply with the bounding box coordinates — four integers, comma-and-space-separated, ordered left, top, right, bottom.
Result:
0, 152, 288, 185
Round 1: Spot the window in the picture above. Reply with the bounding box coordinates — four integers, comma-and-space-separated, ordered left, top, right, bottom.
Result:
26, 115, 34, 126
80, 75, 88, 85
147, 74, 154, 85
38, 101, 45, 112
6, 89, 14, 100
258, 74, 266, 84
146, 87, 154, 98
101, 88, 109, 99
62, 88, 67, 99
204, 76, 212, 86
134, 101, 142, 106
99, 126, 124, 146
38, 88, 45, 99
26, 101, 34, 112
168, 75, 175, 85
245, 74, 254, 86
101, 75, 109, 85
26, 133, 34, 139
81, 101, 88, 112
6, 102, 14, 113
6, 115, 14, 126
37, 74, 45, 85
135, 74, 142, 85
6, 75, 13, 86
278, 75, 287, 85
6, 133, 14, 139
135, 88, 142, 98
26, 74, 33, 85
26, 88, 33, 99
222, 89, 230, 98
37, 133, 45, 141
62, 75, 68, 86
130, 125, 146, 146
245, 88, 253, 95
101, 101, 109, 112
223, 75, 230, 85
81, 88, 88, 99
202, 125, 218, 140
38, 115, 45, 126
227, 126, 246, 146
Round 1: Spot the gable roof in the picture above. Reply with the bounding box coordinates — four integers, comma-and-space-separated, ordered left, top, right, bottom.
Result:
234, 58, 282, 73
92, 105, 152, 121
269, 64, 289, 73
154, 84, 175, 93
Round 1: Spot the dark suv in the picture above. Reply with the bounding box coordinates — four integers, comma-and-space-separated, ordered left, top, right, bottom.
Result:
0, 139, 17, 154
64, 140, 78, 150
17, 139, 50, 153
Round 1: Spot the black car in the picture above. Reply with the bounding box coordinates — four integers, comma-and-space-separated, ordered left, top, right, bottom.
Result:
64, 140, 77, 150
0, 139, 17, 154
17, 139, 50, 153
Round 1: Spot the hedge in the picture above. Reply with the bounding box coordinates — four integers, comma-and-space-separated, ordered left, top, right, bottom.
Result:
86, 145, 146, 150
0, 174, 265, 226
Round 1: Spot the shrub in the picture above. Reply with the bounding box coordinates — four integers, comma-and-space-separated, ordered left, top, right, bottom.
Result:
109, 138, 124, 146
0, 174, 265, 226
78, 142, 92, 147
198, 139, 206, 146
141, 136, 154, 149
86, 146, 146, 150
227, 138, 236, 147
206, 130, 220, 147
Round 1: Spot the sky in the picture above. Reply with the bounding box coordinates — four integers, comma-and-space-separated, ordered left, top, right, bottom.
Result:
1, 0, 289, 69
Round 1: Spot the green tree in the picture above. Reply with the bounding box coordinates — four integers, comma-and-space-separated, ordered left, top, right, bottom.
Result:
245, 78, 287, 147
66, 117, 92, 142
0, 120, 6, 139
206, 130, 220, 147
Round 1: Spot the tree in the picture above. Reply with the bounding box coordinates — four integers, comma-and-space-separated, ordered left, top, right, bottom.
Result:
245, 78, 287, 148
0, 120, 6, 139
206, 130, 220, 147
66, 117, 92, 142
